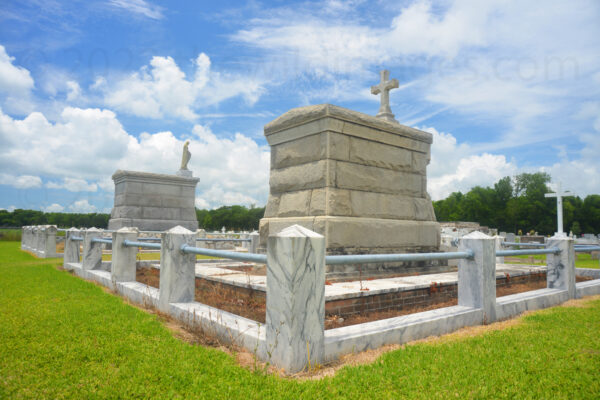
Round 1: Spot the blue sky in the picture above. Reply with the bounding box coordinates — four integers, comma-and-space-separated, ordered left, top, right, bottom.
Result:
0, 0, 599, 214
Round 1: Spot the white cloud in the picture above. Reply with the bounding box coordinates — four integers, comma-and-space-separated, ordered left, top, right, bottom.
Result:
43, 203, 65, 212
0, 173, 43, 189
100, 53, 265, 120
108, 0, 164, 20
68, 199, 97, 213
423, 126, 517, 200
0, 107, 270, 209
0, 205, 16, 212
46, 178, 97, 192
0, 45, 35, 114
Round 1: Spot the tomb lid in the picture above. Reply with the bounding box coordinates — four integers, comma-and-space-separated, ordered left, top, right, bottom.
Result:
112, 169, 199, 184
264, 104, 432, 144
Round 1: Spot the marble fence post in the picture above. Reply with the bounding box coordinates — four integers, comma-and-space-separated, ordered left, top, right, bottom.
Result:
196, 229, 206, 248
34, 226, 42, 256
82, 228, 103, 270
44, 225, 58, 258
20, 226, 26, 250
25, 226, 32, 250
458, 231, 497, 323
111, 227, 139, 284
249, 231, 259, 254
266, 225, 325, 373
241, 233, 250, 250
63, 228, 81, 267
494, 235, 504, 264
158, 226, 196, 313
546, 235, 575, 299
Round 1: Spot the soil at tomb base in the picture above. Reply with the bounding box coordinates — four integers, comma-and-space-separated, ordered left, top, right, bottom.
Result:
135, 267, 594, 330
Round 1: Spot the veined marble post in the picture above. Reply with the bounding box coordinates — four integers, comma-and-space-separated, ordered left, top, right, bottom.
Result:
241, 233, 249, 250
266, 225, 325, 373
158, 226, 196, 313
63, 228, 81, 267
82, 228, 103, 270
493, 235, 504, 264
111, 227, 139, 284
546, 235, 575, 299
21, 226, 26, 250
44, 225, 58, 258
458, 231, 496, 323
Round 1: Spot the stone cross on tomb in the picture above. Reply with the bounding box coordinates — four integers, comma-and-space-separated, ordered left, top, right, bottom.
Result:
371, 70, 399, 123
545, 181, 575, 236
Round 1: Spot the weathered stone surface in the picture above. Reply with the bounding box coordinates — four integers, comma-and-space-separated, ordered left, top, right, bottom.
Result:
348, 136, 412, 170
269, 160, 331, 193
276, 190, 312, 217
309, 189, 327, 215
260, 216, 440, 251
335, 161, 423, 196
266, 225, 325, 373
260, 104, 439, 255
109, 170, 199, 231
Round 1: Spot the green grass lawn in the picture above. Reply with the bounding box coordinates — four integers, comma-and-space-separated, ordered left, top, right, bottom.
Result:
509, 252, 599, 269
1, 241, 599, 399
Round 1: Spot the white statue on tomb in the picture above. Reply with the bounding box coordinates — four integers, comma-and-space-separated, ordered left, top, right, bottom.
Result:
371, 70, 400, 123
180, 140, 191, 170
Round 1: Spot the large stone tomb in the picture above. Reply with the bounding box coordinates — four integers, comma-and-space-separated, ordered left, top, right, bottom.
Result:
259, 104, 440, 276
108, 170, 199, 232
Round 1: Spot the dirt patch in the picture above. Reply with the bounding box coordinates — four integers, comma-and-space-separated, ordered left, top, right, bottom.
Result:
136, 266, 160, 288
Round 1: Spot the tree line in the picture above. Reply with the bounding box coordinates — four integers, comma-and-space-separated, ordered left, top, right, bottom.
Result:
0, 205, 266, 231
433, 172, 600, 235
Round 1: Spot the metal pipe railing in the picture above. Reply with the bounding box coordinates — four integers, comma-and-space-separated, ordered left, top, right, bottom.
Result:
324, 250, 474, 266
71, 236, 84, 242
123, 240, 161, 250
91, 237, 113, 245
496, 248, 561, 257
196, 238, 251, 242
180, 244, 267, 263
574, 246, 600, 252
502, 242, 545, 247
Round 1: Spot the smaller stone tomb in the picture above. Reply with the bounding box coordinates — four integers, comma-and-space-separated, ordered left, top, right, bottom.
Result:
108, 170, 199, 232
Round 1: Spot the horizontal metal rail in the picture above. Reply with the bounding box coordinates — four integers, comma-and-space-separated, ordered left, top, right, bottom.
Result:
324, 251, 474, 266
197, 238, 250, 242
497, 248, 561, 257
574, 246, 600, 252
180, 244, 266, 263
71, 236, 84, 241
135, 237, 161, 241
502, 242, 545, 247
123, 240, 161, 250
91, 237, 113, 245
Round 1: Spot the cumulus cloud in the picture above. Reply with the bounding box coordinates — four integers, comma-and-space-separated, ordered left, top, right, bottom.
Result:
0, 173, 43, 189
68, 199, 97, 213
100, 53, 265, 120
0, 107, 270, 208
43, 203, 65, 212
423, 126, 517, 200
0, 45, 35, 114
46, 178, 98, 192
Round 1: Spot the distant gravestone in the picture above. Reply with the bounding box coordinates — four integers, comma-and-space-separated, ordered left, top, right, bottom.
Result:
505, 233, 516, 242
108, 142, 199, 231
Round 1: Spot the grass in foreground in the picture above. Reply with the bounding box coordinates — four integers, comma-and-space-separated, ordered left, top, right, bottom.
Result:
1, 241, 599, 399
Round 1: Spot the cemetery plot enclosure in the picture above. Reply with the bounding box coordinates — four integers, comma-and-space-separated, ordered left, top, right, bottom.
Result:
22, 224, 600, 373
